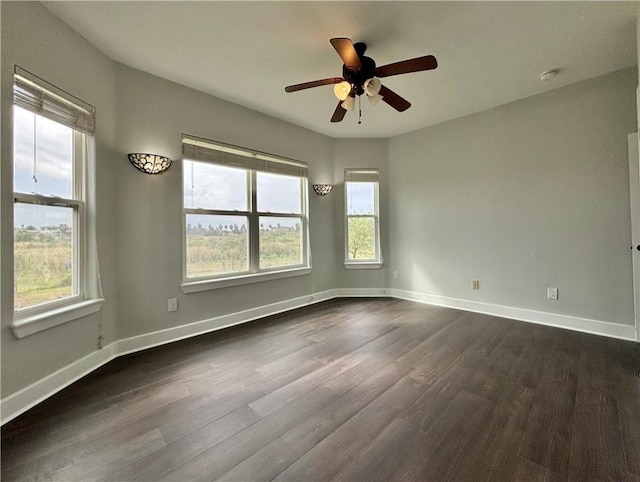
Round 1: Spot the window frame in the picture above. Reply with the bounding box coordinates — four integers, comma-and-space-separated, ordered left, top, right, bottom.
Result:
344, 169, 382, 268
181, 136, 310, 291
10, 67, 102, 338
13, 110, 88, 318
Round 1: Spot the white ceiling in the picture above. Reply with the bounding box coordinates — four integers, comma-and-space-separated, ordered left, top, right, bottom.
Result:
44, 1, 637, 139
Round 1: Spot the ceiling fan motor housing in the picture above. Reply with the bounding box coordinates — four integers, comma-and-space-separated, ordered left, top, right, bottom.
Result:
342, 42, 376, 96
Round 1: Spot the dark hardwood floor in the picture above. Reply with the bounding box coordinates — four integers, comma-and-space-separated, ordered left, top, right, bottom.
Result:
2, 298, 639, 481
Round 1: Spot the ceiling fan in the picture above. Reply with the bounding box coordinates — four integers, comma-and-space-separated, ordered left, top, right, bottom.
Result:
285, 38, 438, 123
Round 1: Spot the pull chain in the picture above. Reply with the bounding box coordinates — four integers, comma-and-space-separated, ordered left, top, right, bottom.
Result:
357, 96, 362, 125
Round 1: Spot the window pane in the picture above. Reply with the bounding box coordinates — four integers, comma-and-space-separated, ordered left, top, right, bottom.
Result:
183, 161, 248, 211
347, 217, 376, 260
14, 203, 75, 309
186, 214, 248, 277
346, 182, 375, 215
259, 216, 302, 269
257, 172, 301, 214
13, 106, 73, 198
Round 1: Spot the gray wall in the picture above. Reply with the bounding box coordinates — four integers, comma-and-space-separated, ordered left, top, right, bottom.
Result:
388, 67, 638, 326
114, 64, 336, 339
1, 1, 120, 397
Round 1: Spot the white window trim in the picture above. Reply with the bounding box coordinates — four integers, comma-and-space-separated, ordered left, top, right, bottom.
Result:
13, 124, 92, 320
181, 138, 311, 291
181, 267, 311, 293
344, 175, 382, 267
11, 298, 104, 339
344, 262, 382, 270
11, 67, 102, 337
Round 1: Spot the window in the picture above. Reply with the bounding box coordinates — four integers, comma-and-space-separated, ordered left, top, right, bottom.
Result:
182, 135, 309, 289
12, 67, 97, 320
345, 168, 381, 266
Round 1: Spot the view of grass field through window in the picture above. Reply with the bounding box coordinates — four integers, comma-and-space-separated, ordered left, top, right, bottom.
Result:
14, 225, 73, 309
13, 106, 78, 310
184, 158, 305, 279
185, 217, 302, 277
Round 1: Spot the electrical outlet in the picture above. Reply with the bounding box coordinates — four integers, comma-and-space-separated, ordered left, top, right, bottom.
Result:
168, 298, 178, 312
547, 287, 558, 300
471, 280, 480, 290
393, 270, 399, 280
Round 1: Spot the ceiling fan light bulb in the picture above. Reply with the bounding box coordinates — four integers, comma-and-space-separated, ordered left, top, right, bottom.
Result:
364, 77, 381, 96
368, 93, 383, 107
342, 96, 355, 111
334, 81, 351, 101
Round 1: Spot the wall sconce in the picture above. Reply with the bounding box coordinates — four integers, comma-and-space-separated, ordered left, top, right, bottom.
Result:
312, 184, 333, 196
128, 153, 172, 174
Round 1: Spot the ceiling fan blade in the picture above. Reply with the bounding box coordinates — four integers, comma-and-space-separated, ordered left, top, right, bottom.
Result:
330, 101, 347, 122
285, 77, 344, 93
330, 38, 362, 68
374, 55, 438, 78
379, 85, 411, 112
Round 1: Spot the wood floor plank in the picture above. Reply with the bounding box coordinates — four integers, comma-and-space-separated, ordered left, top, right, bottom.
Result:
1, 298, 638, 482
274, 374, 427, 481
159, 357, 325, 444
328, 416, 419, 481
518, 365, 578, 477
391, 390, 495, 481
99, 405, 259, 481
39, 428, 166, 481
447, 380, 537, 482
157, 385, 337, 481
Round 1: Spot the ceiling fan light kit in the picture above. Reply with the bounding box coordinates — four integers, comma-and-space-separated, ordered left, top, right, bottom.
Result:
285, 37, 438, 123
342, 96, 356, 111
333, 81, 351, 101
364, 77, 381, 96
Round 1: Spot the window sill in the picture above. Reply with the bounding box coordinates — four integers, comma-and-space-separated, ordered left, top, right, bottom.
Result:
11, 298, 104, 339
182, 266, 312, 293
344, 262, 383, 270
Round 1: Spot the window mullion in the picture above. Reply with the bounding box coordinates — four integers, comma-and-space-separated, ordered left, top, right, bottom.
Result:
256, 212, 301, 218
14, 193, 80, 207
184, 208, 251, 217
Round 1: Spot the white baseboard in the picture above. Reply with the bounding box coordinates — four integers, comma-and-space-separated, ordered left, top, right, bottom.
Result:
2, 287, 635, 425
115, 289, 336, 356
0, 344, 117, 426
389, 289, 637, 342
334, 288, 388, 298
1, 290, 336, 425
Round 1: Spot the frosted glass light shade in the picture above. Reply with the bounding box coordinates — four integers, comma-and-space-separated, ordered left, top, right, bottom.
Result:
341, 96, 355, 111
333, 81, 351, 101
364, 77, 381, 96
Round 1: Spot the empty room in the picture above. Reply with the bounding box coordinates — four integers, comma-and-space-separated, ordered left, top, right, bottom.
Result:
1, 1, 639, 481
